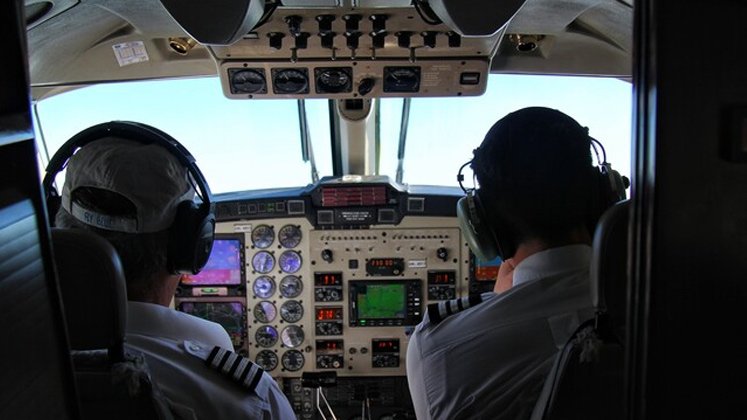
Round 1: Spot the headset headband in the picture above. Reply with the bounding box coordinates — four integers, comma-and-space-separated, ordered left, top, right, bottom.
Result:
43, 121, 212, 209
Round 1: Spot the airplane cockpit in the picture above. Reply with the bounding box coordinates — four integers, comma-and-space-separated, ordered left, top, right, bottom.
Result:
2, 0, 645, 419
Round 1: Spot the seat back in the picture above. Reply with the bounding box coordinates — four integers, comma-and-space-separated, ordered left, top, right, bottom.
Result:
531, 200, 630, 420
51, 228, 174, 420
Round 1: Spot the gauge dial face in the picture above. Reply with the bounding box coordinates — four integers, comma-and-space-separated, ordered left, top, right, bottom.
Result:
278, 250, 302, 274
383, 66, 421, 93
253, 301, 277, 323
251, 251, 275, 274
315, 68, 352, 94
278, 225, 303, 249
279, 275, 303, 298
251, 225, 275, 249
281, 350, 305, 371
255, 325, 279, 347
280, 325, 305, 348
255, 350, 279, 371
229, 68, 266, 94
273, 68, 309, 94
253, 276, 276, 298
280, 300, 304, 323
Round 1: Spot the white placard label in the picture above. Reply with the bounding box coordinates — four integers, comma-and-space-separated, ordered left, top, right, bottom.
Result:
408, 259, 427, 268
112, 41, 149, 67
233, 223, 252, 233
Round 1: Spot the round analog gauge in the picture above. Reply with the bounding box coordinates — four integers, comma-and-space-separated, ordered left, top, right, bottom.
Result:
278, 225, 302, 249
253, 301, 277, 323
384, 67, 420, 93
251, 251, 275, 274
281, 350, 305, 372
230, 68, 266, 94
251, 225, 274, 249
279, 275, 303, 298
255, 325, 279, 347
280, 300, 304, 323
273, 69, 309, 94
253, 276, 275, 298
278, 250, 302, 274
280, 325, 305, 348
316, 68, 352, 94
255, 350, 279, 371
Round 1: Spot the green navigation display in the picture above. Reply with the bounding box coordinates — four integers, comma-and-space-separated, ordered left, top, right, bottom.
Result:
357, 283, 406, 319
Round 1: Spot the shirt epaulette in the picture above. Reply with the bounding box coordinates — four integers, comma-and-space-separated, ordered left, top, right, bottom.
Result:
426, 294, 484, 325
205, 346, 265, 393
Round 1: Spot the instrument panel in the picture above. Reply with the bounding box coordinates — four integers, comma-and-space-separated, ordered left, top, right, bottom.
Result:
173, 177, 490, 418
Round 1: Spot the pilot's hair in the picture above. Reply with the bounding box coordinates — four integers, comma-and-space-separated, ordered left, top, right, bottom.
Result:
55, 187, 170, 301
472, 107, 594, 245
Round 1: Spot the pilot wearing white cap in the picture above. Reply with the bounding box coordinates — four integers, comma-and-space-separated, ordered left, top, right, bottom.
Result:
55, 125, 295, 420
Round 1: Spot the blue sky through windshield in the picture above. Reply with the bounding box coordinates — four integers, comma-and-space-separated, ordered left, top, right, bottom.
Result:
36, 74, 631, 193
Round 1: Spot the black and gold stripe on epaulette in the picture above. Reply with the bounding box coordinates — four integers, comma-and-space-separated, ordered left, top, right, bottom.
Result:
426, 294, 484, 325
205, 346, 264, 393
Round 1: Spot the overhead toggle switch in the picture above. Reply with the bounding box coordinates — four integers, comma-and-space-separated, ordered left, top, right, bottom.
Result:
370, 31, 387, 49
344, 31, 362, 50
320, 32, 336, 49
316, 14, 335, 33
268, 32, 285, 50
295, 32, 311, 49
422, 31, 438, 48
396, 31, 412, 48
285, 15, 303, 37
370, 14, 388, 34
343, 14, 362, 32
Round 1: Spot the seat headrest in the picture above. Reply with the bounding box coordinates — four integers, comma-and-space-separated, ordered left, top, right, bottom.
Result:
590, 200, 631, 331
51, 228, 127, 361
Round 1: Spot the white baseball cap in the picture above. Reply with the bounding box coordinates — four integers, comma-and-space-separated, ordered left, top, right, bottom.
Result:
61, 137, 195, 233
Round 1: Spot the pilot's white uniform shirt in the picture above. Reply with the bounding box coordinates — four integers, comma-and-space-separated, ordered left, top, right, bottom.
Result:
126, 302, 295, 420
406, 245, 594, 420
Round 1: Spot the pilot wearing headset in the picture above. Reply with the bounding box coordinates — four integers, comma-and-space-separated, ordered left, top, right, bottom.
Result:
406, 107, 627, 420
47, 122, 295, 420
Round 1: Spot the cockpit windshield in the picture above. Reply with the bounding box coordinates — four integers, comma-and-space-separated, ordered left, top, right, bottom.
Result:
35, 74, 631, 193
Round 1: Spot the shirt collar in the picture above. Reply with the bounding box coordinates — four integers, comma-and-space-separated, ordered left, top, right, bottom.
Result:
512, 244, 592, 287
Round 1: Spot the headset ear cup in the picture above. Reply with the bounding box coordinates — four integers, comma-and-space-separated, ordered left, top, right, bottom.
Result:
457, 192, 500, 261
168, 201, 215, 275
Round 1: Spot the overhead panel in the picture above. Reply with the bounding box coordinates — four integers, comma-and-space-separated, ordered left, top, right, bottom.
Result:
215, 6, 501, 99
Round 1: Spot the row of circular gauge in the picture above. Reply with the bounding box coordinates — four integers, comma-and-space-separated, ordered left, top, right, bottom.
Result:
253, 275, 302, 299
256, 349, 304, 372
251, 250, 302, 274
254, 300, 303, 324
251, 224, 302, 249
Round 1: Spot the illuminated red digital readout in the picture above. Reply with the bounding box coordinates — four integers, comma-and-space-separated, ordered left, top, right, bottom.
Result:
370, 258, 397, 267
315, 273, 342, 286
373, 339, 399, 352
433, 273, 451, 283
316, 340, 343, 351
315, 307, 342, 320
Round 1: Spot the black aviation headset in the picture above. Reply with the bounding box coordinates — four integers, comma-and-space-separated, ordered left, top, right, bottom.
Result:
43, 121, 216, 275
456, 134, 628, 262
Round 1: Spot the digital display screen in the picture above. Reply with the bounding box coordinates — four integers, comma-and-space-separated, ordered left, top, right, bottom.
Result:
372, 339, 400, 353
316, 307, 343, 321
356, 283, 406, 319
316, 340, 344, 352
315, 272, 342, 286
179, 302, 245, 345
474, 254, 503, 282
428, 271, 455, 284
182, 239, 242, 285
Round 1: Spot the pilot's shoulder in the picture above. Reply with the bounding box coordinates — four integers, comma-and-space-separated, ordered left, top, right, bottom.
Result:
424, 293, 490, 327
183, 341, 272, 397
